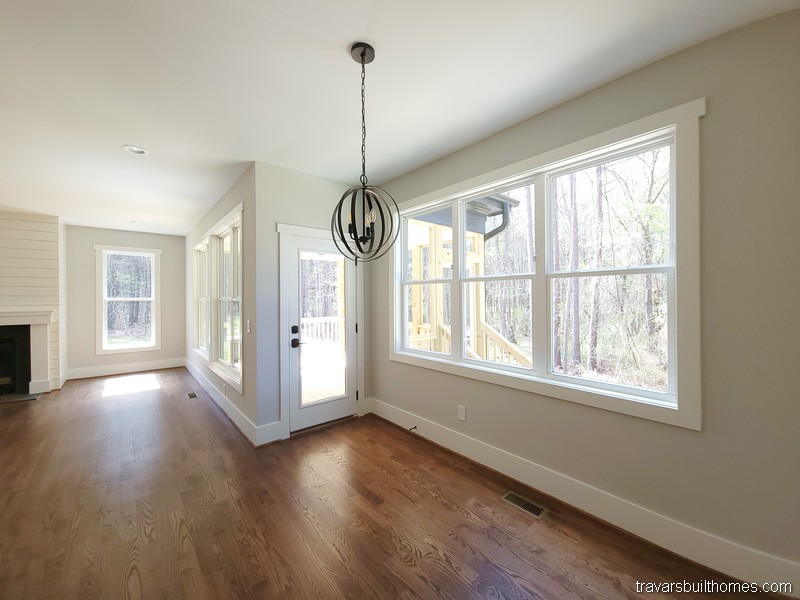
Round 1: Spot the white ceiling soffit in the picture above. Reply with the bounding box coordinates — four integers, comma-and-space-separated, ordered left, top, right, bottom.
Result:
1, 0, 797, 235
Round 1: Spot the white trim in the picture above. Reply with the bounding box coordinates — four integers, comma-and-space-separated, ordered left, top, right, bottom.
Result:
277, 223, 359, 433
0, 310, 56, 326
395, 99, 706, 213
356, 262, 368, 417
371, 398, 800, 595
52, 373, 67, 390
65, 357, 185, 381
29, 379, 51, 394
207, 205, 242, 238
186, 361, 282, 446
208, 360, 243, 395
276, 222, 333, 239
93, 244, 164, 255
95, 245, 162, 355
392, 99, 705, 430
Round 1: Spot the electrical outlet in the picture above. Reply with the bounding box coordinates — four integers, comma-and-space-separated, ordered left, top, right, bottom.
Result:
457, 404, 466, 422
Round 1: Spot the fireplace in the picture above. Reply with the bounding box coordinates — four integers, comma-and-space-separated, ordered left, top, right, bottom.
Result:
0, 325, 31, 395
0, 310, 54, 394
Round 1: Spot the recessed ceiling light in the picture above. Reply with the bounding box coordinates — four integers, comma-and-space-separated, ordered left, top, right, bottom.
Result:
122, 144, 148, 156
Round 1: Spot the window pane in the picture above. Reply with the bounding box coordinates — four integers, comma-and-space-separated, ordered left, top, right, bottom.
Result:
464, 185, 534, 276
300, 252, 346, 405
220, 299, 241, 369
197, 248, 208, 295
105, 300, 153, 347
221, 232, 233, 297
405, 283, 451, 354
198, 298, 209, 350
464, 280, 532, 367
236, 227, 242, 297
406, 208, 453, 280
107, 253, 152, 298
231, 299, 241, 371
552, 146, 670, 271
551, 273, 668, 391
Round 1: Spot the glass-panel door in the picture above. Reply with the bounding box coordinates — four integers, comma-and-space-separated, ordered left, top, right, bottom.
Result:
280, 227, 357, 432
300, 251, 347, 405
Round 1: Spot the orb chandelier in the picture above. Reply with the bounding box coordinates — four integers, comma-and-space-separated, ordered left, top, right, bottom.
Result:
331, 42, 399, 263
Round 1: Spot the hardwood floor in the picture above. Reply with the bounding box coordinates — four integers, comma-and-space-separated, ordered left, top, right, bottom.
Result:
0, 368, 780, 599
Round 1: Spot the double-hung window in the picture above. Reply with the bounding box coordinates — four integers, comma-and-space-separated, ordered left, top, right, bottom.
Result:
192, 205, 243, 390
394, 101, 703, 429
218, 224, 241, 372
96, 246, 161, 354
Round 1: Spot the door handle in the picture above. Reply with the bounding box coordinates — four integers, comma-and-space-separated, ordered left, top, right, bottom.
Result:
291, 338, 305, 348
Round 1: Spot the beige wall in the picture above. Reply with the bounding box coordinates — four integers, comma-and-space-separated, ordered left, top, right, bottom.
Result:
369, 10, 800, 568
66, 225, 185, 376
186, 165, 256, 423
252, 162, 350, 426
185, 162, 349, 438
0, 210, 61, 387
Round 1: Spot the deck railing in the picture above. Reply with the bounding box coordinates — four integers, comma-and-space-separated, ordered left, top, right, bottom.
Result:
301, 316, 343, 344
474, 321, 532, 367
413, 322, 531, 368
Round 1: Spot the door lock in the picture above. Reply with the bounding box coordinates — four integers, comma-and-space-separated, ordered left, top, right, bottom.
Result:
291, 338, 305, 348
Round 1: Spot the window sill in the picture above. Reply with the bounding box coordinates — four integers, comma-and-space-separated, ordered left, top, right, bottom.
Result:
192, 347, 210, 362
390, 349, 700, 430
208, 361, 243, 395
96, 343, 161, 356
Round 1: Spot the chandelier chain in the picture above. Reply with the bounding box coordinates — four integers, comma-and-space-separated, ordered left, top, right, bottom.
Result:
331, 42, 399, 263
360, 53, 367, 186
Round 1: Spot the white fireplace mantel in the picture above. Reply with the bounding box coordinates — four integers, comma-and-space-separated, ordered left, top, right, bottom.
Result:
0, 309, 55, 393
0, 310, 55, 326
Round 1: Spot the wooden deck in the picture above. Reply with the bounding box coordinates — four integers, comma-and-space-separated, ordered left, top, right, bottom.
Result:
0, 368, 781, 599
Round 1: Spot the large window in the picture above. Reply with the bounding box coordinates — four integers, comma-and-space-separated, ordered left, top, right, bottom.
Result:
96, 246, 161, 354
192, 206, 243, 390
394, 101, 704, 429
218, 224, 241, 371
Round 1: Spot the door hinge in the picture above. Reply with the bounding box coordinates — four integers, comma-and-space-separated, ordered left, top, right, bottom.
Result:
355, 323, 358, 333
356, 390, 359, 401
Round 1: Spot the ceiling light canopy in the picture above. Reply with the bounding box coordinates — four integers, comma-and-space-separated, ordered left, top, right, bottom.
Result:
331, 42, 399, 263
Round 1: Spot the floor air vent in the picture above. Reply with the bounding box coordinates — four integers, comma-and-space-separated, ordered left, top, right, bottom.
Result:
501, 491, 547, 519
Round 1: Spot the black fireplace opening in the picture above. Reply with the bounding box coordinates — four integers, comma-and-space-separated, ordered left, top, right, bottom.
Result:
0, 325, 31, 395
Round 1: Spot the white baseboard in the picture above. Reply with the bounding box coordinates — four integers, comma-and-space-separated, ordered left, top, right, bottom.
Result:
186, 362, 283, 447
371, 398, 799, 596
29, 379, 51, 394
66, 357, 186, 381
53, 372, 68, 390
357, 394, 374, 416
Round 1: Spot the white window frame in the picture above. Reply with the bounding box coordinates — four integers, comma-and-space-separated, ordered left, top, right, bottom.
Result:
191, 205, 243, 393
391, 99, 704, 430
193, 239, 210, 357
217, 224, 241, 373
95, 245, 162, 355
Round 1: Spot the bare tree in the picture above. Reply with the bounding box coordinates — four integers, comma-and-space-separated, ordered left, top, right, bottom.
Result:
587, 165, 604, 372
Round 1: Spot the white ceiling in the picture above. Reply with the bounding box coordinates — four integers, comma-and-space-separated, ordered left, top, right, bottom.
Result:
1, 0, 798, 235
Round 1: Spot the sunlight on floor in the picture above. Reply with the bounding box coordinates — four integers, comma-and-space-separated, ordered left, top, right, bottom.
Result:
101, 373, 161, 398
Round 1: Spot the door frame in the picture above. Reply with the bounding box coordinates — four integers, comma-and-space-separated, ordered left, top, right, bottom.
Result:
277, 223, 366, 438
